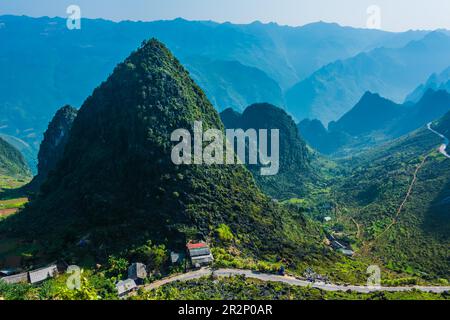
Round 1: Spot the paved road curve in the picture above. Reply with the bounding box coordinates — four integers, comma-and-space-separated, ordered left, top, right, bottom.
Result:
143, 268, 450, 294
427, 122, 450, 158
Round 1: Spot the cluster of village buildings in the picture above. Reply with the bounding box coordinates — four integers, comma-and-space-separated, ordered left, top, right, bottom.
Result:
117, 241, 214, 296
0, 264, 59, 285
1, 241, 214, 297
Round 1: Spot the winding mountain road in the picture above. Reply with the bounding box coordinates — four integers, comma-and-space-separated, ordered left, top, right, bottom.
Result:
142, 268, 450, 294
427, 122, 450, 158
139, 124, 450, 296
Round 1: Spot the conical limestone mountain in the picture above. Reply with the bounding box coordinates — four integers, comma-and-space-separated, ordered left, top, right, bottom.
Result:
220, 103, 315, 199
4, 40, 323, 260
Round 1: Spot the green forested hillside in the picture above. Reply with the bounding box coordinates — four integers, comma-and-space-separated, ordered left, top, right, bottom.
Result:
299, 89, 450, 157
0, 15, 430, 169
1, 40, 329, 270
134, 276, 449, 300
435, 109, 450, 136
220, 103, 321, 199
335, 128, 450, 280
406, 65, 450, 103
27, 105, 77, 190
0, 137, 30, 179
185, 59, 284, 112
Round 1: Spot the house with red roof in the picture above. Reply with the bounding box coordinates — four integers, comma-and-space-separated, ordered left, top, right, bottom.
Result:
186, 241, 214, 268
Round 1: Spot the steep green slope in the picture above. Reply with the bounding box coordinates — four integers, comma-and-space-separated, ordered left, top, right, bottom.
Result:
0, 137, 30, 179
335, 128, 450, 280
433, 104, 450, 136
185, 59, 284, 112
220, 103, 318, 199
329, 92, 404, 136
1, 40, 326, 266
406, 66, 450, 103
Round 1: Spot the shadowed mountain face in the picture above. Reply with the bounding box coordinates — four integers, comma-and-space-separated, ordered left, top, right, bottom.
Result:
336, 125, 450, 277
220, 103, 315, 199
27, 105, 78, 190
2, 40, 324, 261
299, 89, 450, 156
397, 89, 450, 136
434, 109, 450, 138
286, 32, 450, 124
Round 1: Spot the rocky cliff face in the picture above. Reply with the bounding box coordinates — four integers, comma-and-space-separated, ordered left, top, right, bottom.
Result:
28, 105, 77, 190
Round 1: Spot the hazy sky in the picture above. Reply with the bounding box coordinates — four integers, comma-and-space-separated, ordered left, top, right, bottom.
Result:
1, 0, 450, 32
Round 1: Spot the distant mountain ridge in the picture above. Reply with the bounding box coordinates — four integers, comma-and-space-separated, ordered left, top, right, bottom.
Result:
2, 39, 325, 264
27, 105, 77, 191
286, 31, 450, 124
299, 89, 450, 155
185, 58, 284, 111
335, 125, 450, 278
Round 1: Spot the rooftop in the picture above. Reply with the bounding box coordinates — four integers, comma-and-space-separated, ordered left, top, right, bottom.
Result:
186, 242, 209, 250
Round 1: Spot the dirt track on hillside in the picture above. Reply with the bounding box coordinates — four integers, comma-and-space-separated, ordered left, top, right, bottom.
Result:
0, 208, 17, 217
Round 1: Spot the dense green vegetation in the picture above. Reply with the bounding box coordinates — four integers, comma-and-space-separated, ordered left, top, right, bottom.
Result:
0, 39, 333, 274
333, 128, 450, 281
133, 275, 449, 300
0, 137, 31, 179
220, 103, 324, 199
286, 32, 450, 124
0, 30, 448, 300
27, 105, 77, 191
299, 89, 450, 156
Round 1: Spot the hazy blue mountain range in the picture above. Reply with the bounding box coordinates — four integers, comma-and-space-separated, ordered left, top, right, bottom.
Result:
286, 32, 450, 124
27, 105, 77, 191
406, 66, 450, 103
185, 58, 284, 111
335, 125, 450, 277
299, 89, 450, 155
0, 15, 431, 169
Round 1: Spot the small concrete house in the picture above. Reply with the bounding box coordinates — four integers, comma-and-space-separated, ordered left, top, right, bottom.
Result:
0, 272, 29, 284
28, 265, 58, 284
186, 241, 214, 268
128, 263, 147, 285
116, 279, 137, 297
